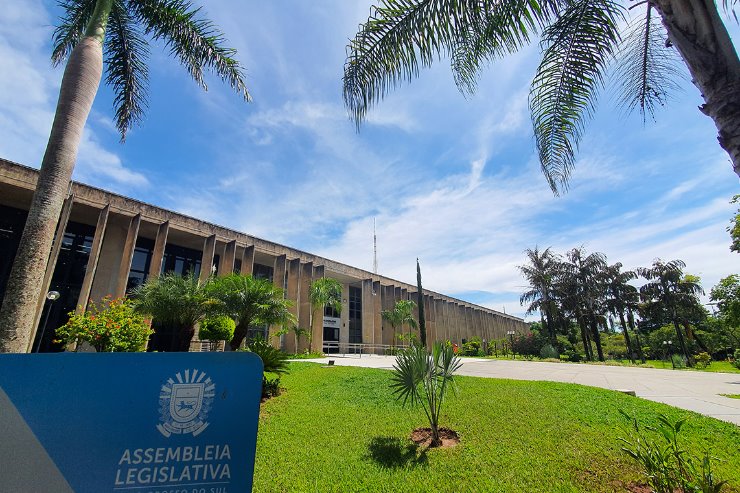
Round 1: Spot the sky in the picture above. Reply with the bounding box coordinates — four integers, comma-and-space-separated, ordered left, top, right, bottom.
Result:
0, 1, 738, 320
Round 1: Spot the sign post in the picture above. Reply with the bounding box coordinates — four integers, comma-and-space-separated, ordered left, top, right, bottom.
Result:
0, 352, 263, 493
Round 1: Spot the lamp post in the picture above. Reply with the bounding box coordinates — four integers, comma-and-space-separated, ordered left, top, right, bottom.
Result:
663, 340, 674, 369
34, 290, 61, 353
507, 330, 515, 359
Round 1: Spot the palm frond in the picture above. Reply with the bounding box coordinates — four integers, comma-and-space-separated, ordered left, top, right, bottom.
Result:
129, 0, 250, 101
450, 0, 562, 96
613, 5, 683, 122
344, 0, 483, 126
529, 0, 624, 194
51, 0, 98, 66
105, 1, 150, 140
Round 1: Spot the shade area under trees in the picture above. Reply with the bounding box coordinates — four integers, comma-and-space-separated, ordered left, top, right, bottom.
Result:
518, 247, 739, 368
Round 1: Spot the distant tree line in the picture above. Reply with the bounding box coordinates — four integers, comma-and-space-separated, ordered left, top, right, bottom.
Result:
519, 247, 738, 367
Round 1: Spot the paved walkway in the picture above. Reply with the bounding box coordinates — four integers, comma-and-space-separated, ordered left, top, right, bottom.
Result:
300, 355, 740, 426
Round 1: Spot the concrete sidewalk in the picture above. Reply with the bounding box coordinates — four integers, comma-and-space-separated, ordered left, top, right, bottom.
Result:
299, 355, 740, 426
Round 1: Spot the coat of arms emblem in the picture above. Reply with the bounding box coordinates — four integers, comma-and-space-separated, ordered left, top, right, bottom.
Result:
157, 369, 215, 437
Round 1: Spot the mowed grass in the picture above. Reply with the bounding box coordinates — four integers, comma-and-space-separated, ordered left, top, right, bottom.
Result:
479, 356, 740, 373
254, 363, 740, 493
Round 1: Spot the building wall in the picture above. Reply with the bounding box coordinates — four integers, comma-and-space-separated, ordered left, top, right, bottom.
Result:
0, 158, 530, 352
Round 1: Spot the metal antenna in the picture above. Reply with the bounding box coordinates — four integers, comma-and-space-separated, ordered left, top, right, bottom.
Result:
373, 218, 378, 274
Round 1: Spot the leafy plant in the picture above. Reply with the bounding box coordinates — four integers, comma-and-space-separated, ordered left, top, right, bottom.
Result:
390, 342, 462, 446
199, 316, 235, 350
694, 352, 712, 369
462, 336, 483, 356
618, 411, 727, 493
540, 343, 559, 359
672, 354, 687, 369
243, 338, 290, 399
56, 297, 152, 352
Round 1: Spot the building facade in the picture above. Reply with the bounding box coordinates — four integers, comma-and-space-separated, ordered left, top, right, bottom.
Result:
0, 158, 528, 353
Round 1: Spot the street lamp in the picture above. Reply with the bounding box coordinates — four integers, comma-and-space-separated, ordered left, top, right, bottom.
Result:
34, 290, 61, 353
507, 330, 515, 359
662, 340, 674, 369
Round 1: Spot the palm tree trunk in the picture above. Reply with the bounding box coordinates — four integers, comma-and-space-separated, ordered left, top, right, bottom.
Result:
627, 310, 646, 363
230, 321, 249, 351
617, 310, 634, 363
0, 38, 107, 352
0, 0, 111, 353
653, 0, 740, 178
576, 310, 592, 361
589, 312, 605, 362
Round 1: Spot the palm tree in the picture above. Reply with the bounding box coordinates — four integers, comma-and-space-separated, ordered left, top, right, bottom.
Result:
207, 274, 295, 352
382, 299, 418, 345
638, 259, 704, 365
560, 247, 608, 361
309, 277, 343, 353
604, 263, 639, 363
131, 272, 208, 352
391, 342, 462, 447
344, 1, 740, 187
0, 0, 250, 353
519, 247, 560, 343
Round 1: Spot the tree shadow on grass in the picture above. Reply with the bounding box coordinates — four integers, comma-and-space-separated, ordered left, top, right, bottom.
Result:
364, 436, 428, 469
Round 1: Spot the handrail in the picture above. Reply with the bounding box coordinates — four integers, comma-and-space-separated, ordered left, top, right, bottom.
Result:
321, 341, 410, 357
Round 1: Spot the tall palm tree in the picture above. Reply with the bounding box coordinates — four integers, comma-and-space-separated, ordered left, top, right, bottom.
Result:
309, 277, 343, 352
603, 263, 639, 363
131, 272, 208, 352
206, 274, 295, 352
638, 259, 704, 365
382, 299, 419, 345
344, 1, 740, 187
0, 0, 250, 353
519, 247, 559, 343
560, 247, 608, 361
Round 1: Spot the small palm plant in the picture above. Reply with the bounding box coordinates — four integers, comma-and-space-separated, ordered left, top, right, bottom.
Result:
390, 342, 462, 447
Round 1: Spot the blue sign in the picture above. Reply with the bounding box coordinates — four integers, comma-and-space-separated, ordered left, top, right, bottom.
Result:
0, 352, 263, 492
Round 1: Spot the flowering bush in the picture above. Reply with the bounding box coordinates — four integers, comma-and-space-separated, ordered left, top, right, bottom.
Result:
56, 297, 153, 352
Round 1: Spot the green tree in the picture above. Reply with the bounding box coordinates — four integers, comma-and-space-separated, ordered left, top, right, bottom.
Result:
207, 274, 295, 351
309, 277, 343, 352
131, 272, 208, 352
416, 258, 427, 346
382, 299, 418, 344
344, 1, 740, 188
604, 263, 640, 363
730, 195, 740, 253
710, 274, 740, 348
0, 0, 250, 353
519, 247, 560, 343
56, 296, 152, 352
638, 260, 704, 365
391, 342, 462, 447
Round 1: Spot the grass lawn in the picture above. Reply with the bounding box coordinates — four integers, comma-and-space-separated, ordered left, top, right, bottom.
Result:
478, 355, 740, 373
254, 363, 740, 493
723, 394, 740, 399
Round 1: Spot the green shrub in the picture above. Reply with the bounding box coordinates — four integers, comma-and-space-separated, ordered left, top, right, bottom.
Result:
512, 332, 545, 357
694, 352, 712, 369
199, 316, 235, 342
619, 411, 727, 493
563, 351, 582, 362
245, 338, 290, 375
462, 336, 483, 356
672, 354, 687, 369
734, 350, 740, 370
262, 376, 282, 399
56, 297, 153, 352
540, 343, 559, 359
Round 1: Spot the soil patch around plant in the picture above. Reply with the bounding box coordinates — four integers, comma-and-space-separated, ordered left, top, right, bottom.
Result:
410, 427, 460, 448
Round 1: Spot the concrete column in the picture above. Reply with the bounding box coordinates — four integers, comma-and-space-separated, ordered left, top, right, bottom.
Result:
199, 234, 216, 284
373, 281, 382, 350
427, 296, 436, 344
30, 195, 75, 345
297, 262, 313, 352
76, 205, 110, 313
114, 214, 141, 298
381, 285, 394, 345
148, 220, 169, 281
339, 282, 350, 347
311, 265, 325, 352
361, 279, 374, 345
284, 258, 301, 353
399, 288, 408, 341
240, 245, 254, 276
269, 254, 287, 348
219, 240, 237, 276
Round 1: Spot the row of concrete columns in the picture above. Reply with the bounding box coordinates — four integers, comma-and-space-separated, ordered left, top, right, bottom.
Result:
32, 199, 527, 352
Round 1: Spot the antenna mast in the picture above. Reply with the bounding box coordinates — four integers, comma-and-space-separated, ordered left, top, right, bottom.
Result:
373, 218, 378, 274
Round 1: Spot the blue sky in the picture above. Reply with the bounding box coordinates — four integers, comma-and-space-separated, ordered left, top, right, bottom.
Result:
0, 1, 738, 319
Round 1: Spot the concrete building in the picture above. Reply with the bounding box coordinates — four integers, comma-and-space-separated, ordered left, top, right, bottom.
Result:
0, 158, 528, 353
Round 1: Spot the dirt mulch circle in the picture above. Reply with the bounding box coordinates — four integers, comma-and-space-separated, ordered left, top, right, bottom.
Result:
410, 427, 460, 448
